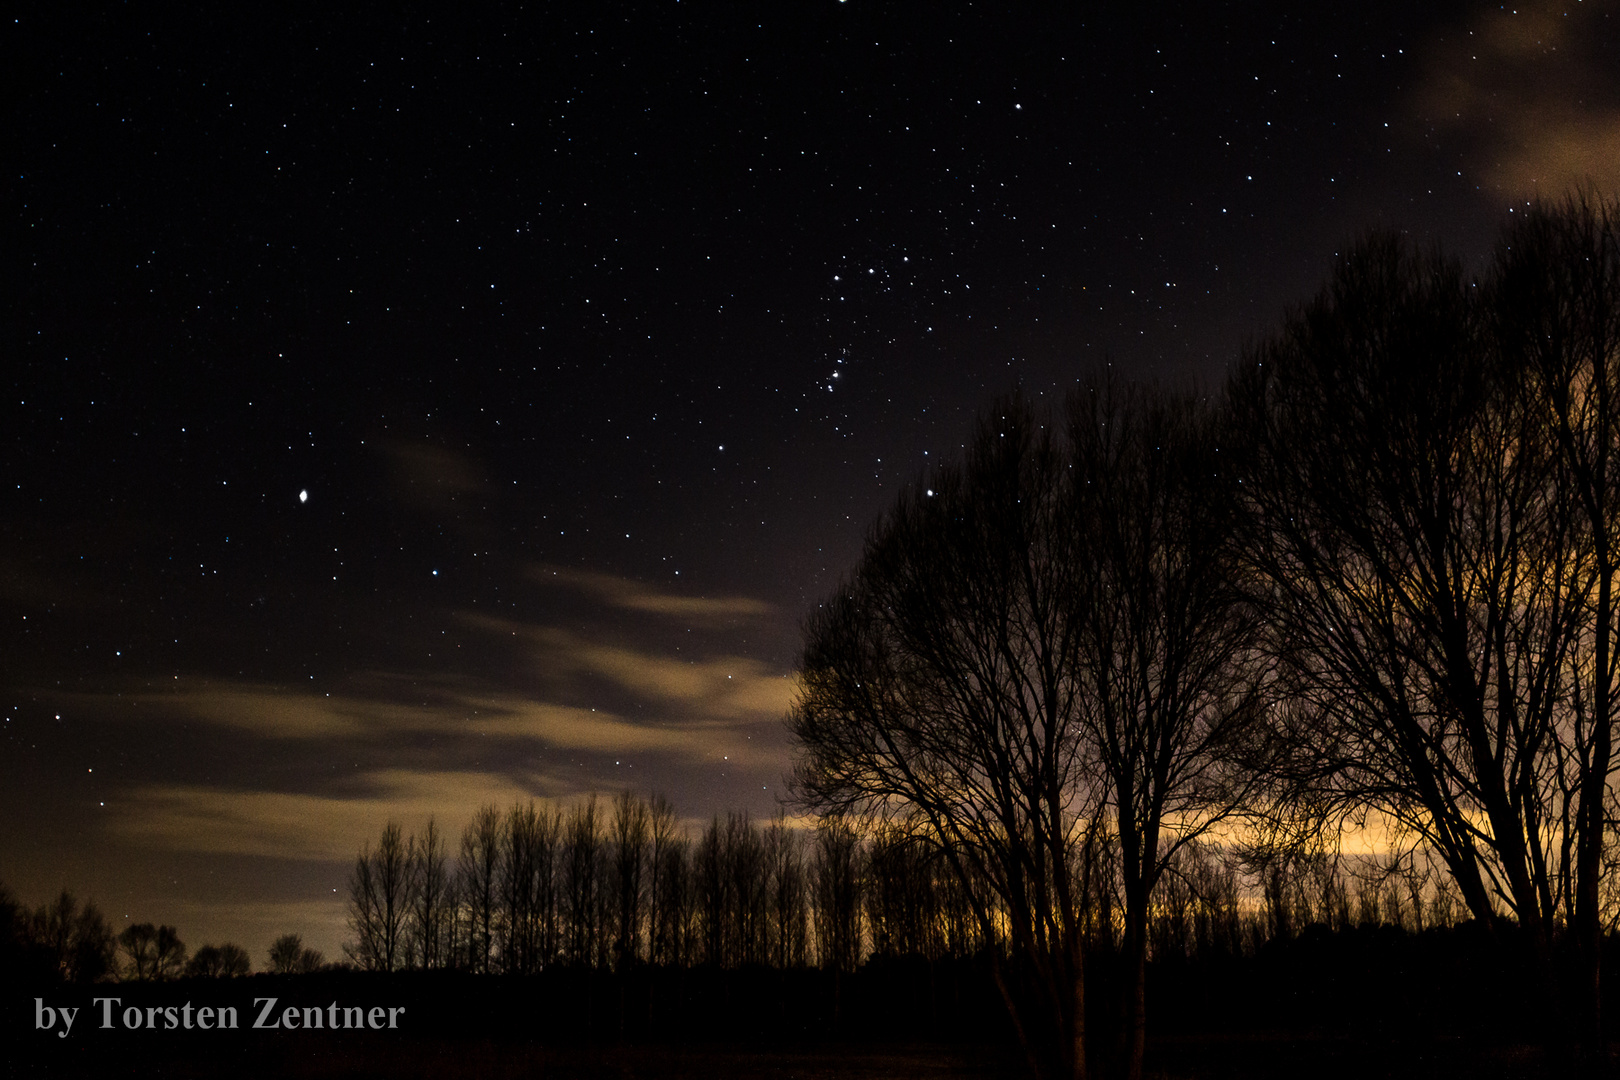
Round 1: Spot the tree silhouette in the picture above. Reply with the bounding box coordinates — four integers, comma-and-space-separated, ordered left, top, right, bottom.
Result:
27, 891, 116, 983
119, 923, 184, 980
409, 816, 454, 970
610, 790, 649, 969
564, 795, 601, 968
186, 942, 251, 978
268, 934, 301, 974
458, 804, 502, 974
1491, 193, 1620, 1059
1229, 213, 1620, 1066
792, 397, 1095, 1080
1067, 376, 1270, 1080
345, 821, 410, 971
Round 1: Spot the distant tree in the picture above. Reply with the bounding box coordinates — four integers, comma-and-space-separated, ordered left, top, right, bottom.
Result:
610, 790, 649, 969
119, 924, 157, 980
810, 818, 863, 974
563, 795, 601, 968
501, 801, 542, 974
409, 816, 453, 970
695, 816, 726, 966
458, 804, 503, 973
764, 810, 809, 968
866, 821, 940, 960
651, 824, 692, 967
726, 812, 766, 966
187, 942, 251, 978
268, 933, 324, 975
119, 923, 184, 981
268, 933, 304, 974
28, 891, 116, 983
645, 794, 680, 965
346, 821, 412, 972
534, 804, 564, 971
153, 925, 186, 979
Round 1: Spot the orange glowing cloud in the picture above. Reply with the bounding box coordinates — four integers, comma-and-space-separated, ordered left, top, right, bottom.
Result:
1416, 1, 1620, 199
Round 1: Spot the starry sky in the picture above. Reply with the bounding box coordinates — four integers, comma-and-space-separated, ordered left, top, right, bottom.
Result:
6, 1, 1619, 961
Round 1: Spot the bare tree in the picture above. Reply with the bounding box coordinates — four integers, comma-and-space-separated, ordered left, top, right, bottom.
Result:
346, 821, 412, 972
563, 795, 601, 967
646, 794, 680, 965
458, 804, 503, 973
810, 817, 863, 973
610, 790, 650, 969
1492, 193, 1620, 1055
792, 397, 1096, 1080
866, 820, 940, 960
696, 815, 726, 966
1227, 226, 1617, 1058
29, 891, 115, 983
118, 923, 157, 980
120, 923, 184, 981
187, 942, 251, 978
652, 822, 692, 967
726, 812, 766, 966
409, 816, 453, 970
502, 801, 542, 974
1067, 376, 1270, 1080
268, 933, 317, 974
764, 810, 809, 968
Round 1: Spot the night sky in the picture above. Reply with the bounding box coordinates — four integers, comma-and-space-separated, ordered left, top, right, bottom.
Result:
7, 1, 1618, 961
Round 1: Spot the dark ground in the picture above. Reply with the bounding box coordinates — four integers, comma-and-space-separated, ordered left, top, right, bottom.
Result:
6, 928, 1618, 1079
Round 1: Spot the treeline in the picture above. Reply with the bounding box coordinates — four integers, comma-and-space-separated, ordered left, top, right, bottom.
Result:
0, 882, 319, 983
344, 791, 1466, 976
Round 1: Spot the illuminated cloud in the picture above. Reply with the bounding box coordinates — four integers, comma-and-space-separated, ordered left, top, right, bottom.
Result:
72, 668, 787, 768
459, 613, 797, 720
529, 563, 774, 621
110, 769, 542, 862
1416, 1, 1620, 198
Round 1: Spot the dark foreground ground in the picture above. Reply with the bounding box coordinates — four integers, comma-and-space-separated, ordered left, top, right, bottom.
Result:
4, 1031, 1607, 1080
7, 927, 1619, 1078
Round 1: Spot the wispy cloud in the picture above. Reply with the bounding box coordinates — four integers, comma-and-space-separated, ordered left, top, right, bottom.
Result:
1416, 1, 1620, 198
110, 769, 540, 862
73, 670, 787, 765
459, 613, 797, 720
529, 564, 773, 621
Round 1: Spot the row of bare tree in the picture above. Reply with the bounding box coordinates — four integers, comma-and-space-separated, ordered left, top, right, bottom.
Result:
790, 195, 1620, 1080
345, 795, 1469, 979
349, 794, 825, 974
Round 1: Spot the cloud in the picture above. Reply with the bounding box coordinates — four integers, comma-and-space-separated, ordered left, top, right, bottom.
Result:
529, 564, 773, 621
73, 669, 787, 767
458, 614, 798, 720
1416, 1, 1620, 199
109, 769, 541, 862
